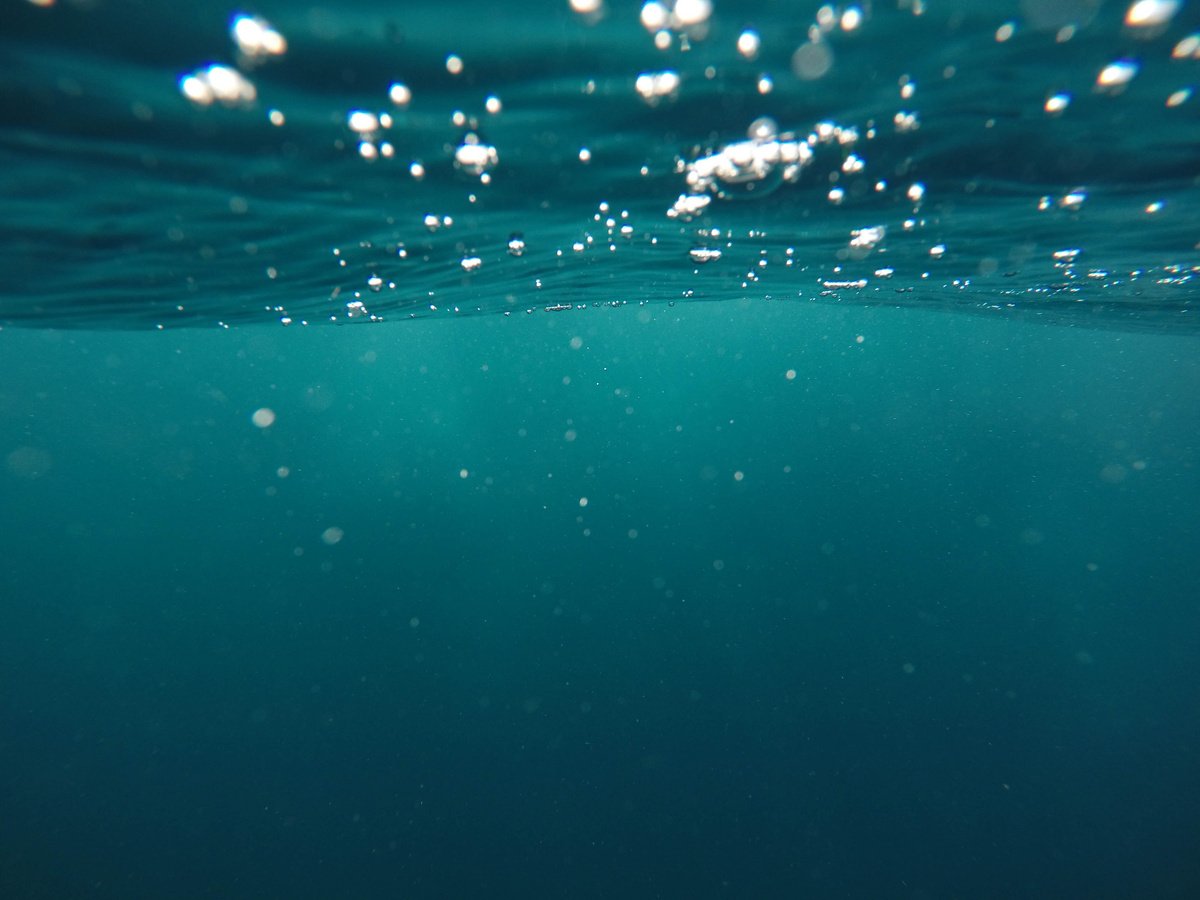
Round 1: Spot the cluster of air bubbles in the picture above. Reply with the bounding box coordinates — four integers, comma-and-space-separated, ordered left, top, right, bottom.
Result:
231, 14, 287, 65
635, 71, 681, 105
159, 0, 1200, 327
667, 194, 710, 221
347, 110, 398, 160
454, 133, 499, 181
1037, 188, 1088, 212
179, 64, 257, 107
179, 14, 286, 107
641, 0, 713, 49
681, 117, 816, 204
848, 225, 886, 255
568, 0, 606, 24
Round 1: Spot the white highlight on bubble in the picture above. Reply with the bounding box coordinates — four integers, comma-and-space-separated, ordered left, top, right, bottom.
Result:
667, 194, 711, 220
347, 110, 380, 133
673, 0, 712, 27
849, 225, 886, 250
641, 2, 669, 31
1060, 189, 1087, 209
1125, 0, 1180, 28
635, 70, 681, 104
252, 408, 276, 428
388, 83, 412, 106
179, 65, 257, 107
737, 30, 761, 60
1097, 60, 1138, 90
454, 135, 498, 176
1172, 34, 1200, 59
232, 14, 287, 60
1166, 88, 1191, 107
1044, 93, 1071, 114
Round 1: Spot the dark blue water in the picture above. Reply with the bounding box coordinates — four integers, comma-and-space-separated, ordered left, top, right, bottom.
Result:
2, 2, 1199, 898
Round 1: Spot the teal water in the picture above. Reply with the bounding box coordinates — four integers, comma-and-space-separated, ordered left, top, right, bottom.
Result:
2, 2, 1200, 898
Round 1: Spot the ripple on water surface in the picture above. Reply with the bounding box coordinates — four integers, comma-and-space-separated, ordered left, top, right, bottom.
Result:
0, 0, 1197, 330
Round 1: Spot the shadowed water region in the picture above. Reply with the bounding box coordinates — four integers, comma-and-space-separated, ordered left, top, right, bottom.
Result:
2, 3, 1200, 900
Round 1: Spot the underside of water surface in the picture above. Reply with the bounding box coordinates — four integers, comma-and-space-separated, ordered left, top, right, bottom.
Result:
1, 0, 1198, 331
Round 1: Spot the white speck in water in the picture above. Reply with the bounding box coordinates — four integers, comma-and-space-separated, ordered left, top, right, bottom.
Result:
1096, 60, 1138, 91
1045, 93, 1071, 114
388, 83, 412, 106
737, 30, 761, 60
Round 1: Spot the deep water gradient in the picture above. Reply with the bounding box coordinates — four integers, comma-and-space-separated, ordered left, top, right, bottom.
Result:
4, 302, 1200, 898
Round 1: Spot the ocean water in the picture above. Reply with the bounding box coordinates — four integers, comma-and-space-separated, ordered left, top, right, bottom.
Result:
2, 1, 1199, 898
